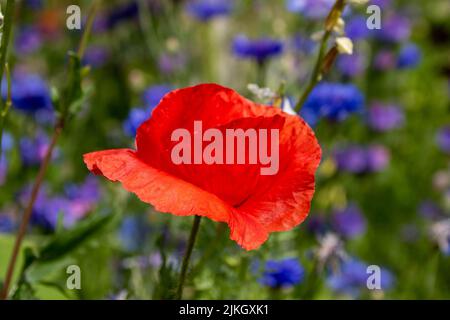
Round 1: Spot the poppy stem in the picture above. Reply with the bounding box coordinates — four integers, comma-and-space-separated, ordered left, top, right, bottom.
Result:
176, 215, 202, 300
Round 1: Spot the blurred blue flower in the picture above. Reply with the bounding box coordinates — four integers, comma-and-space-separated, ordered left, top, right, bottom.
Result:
123, 107, 148, 137
119, 216, 150, 252
334, 144, 390, 174
260, 258, 305, 288
1, 72, 52, 114
142, 84, 173, 108
286, 0, 335, 19
345, 16, 371, 41
106, 1, 139, 29
158, 53, 187, 75
332, 204, 367, 238
22, 178, 99, 231
436, 126, 450, 154
397, 43, 422, 69
15, 26, 43, 55
186, 0, 233, 22
83, 46, 110, 68
0, 213, 15, 233
300, 82, 364, 127
373, 50, 396, 71
327, 259, 394, 296
366, 145, 390, 172
419, 201, 444, 220
306, 214, 328, 235
375, 14, 411, 43
1, 132, 13, 152
337, 53, 366, 77
0, 155, 7, 186
367, 103, 405, 132
19, 131, 51, 166
232, 35, 284, 64
291, 34, 316, 54
123, 85, 172, 137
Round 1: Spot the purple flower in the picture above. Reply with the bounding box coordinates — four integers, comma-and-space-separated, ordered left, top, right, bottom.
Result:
300, 83, 365, 127
19, 131, 51, 166
337, 53, 366, 77
373, 50, 396, 71
286, 0, 335, 19
259, 258, 305, 288
1, 132, 13, 152
397, 43, 421, 69
15, 26, 43, 55
366, 145, 390, 172
1, 72, 52, 114
367, 103, 405, 132
327, 259, 394, 296
436, 126, 450, 154
186, 0, 233, 22
106, 1, 139, 29
375, 14, 411, 43
332, 204, 367, 238
232, 35, 284, 64
158, 53, 187, 75
419, 201, 444, 220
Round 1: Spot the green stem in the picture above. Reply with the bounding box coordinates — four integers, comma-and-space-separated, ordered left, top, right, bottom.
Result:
0, 63, 11, 158
77, 0, 100, 58
294, 30, 331, 113
176, 215, 202, 300
0, 1, 99, 300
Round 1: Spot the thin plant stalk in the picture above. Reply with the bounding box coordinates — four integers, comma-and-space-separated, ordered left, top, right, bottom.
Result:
176, 215, 202, 300
0, 63, 12, 158
0, 1, 100, 300
294, 29, 332, 113
0, 0, 16, 158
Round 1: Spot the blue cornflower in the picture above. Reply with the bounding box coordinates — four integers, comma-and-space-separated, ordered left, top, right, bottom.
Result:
186, 0, 233, 22
260, 258, 305, 288
119, 216, 150, 252
397, 43, 422, 69
1, 72, 52, 114
367, 103, 405, 132
345, 16, 372, 41
15, 26, 43, 55
124, 85, 173, 137
436, 126, 450, 154
106, 1, 139, 29
332, 204, 367, 239
19, 131, 52, 166
0, 155, 7, 186
300, 82, 364, 126
142, 85, 173, 108
83, 46, 110, 68
286, 0, 335, 19
327, 259, 394, 296
1, 132, 13, 152
232, 35, 284, 64
334, 144, 390, 174
123, 107, 148, 137
0, 213, 15, 233
337, 53, 366, 77
26, 178, 100, 231
375, 14, 411, 43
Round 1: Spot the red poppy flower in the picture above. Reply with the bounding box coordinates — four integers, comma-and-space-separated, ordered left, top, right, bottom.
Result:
84, 84, 321, 250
